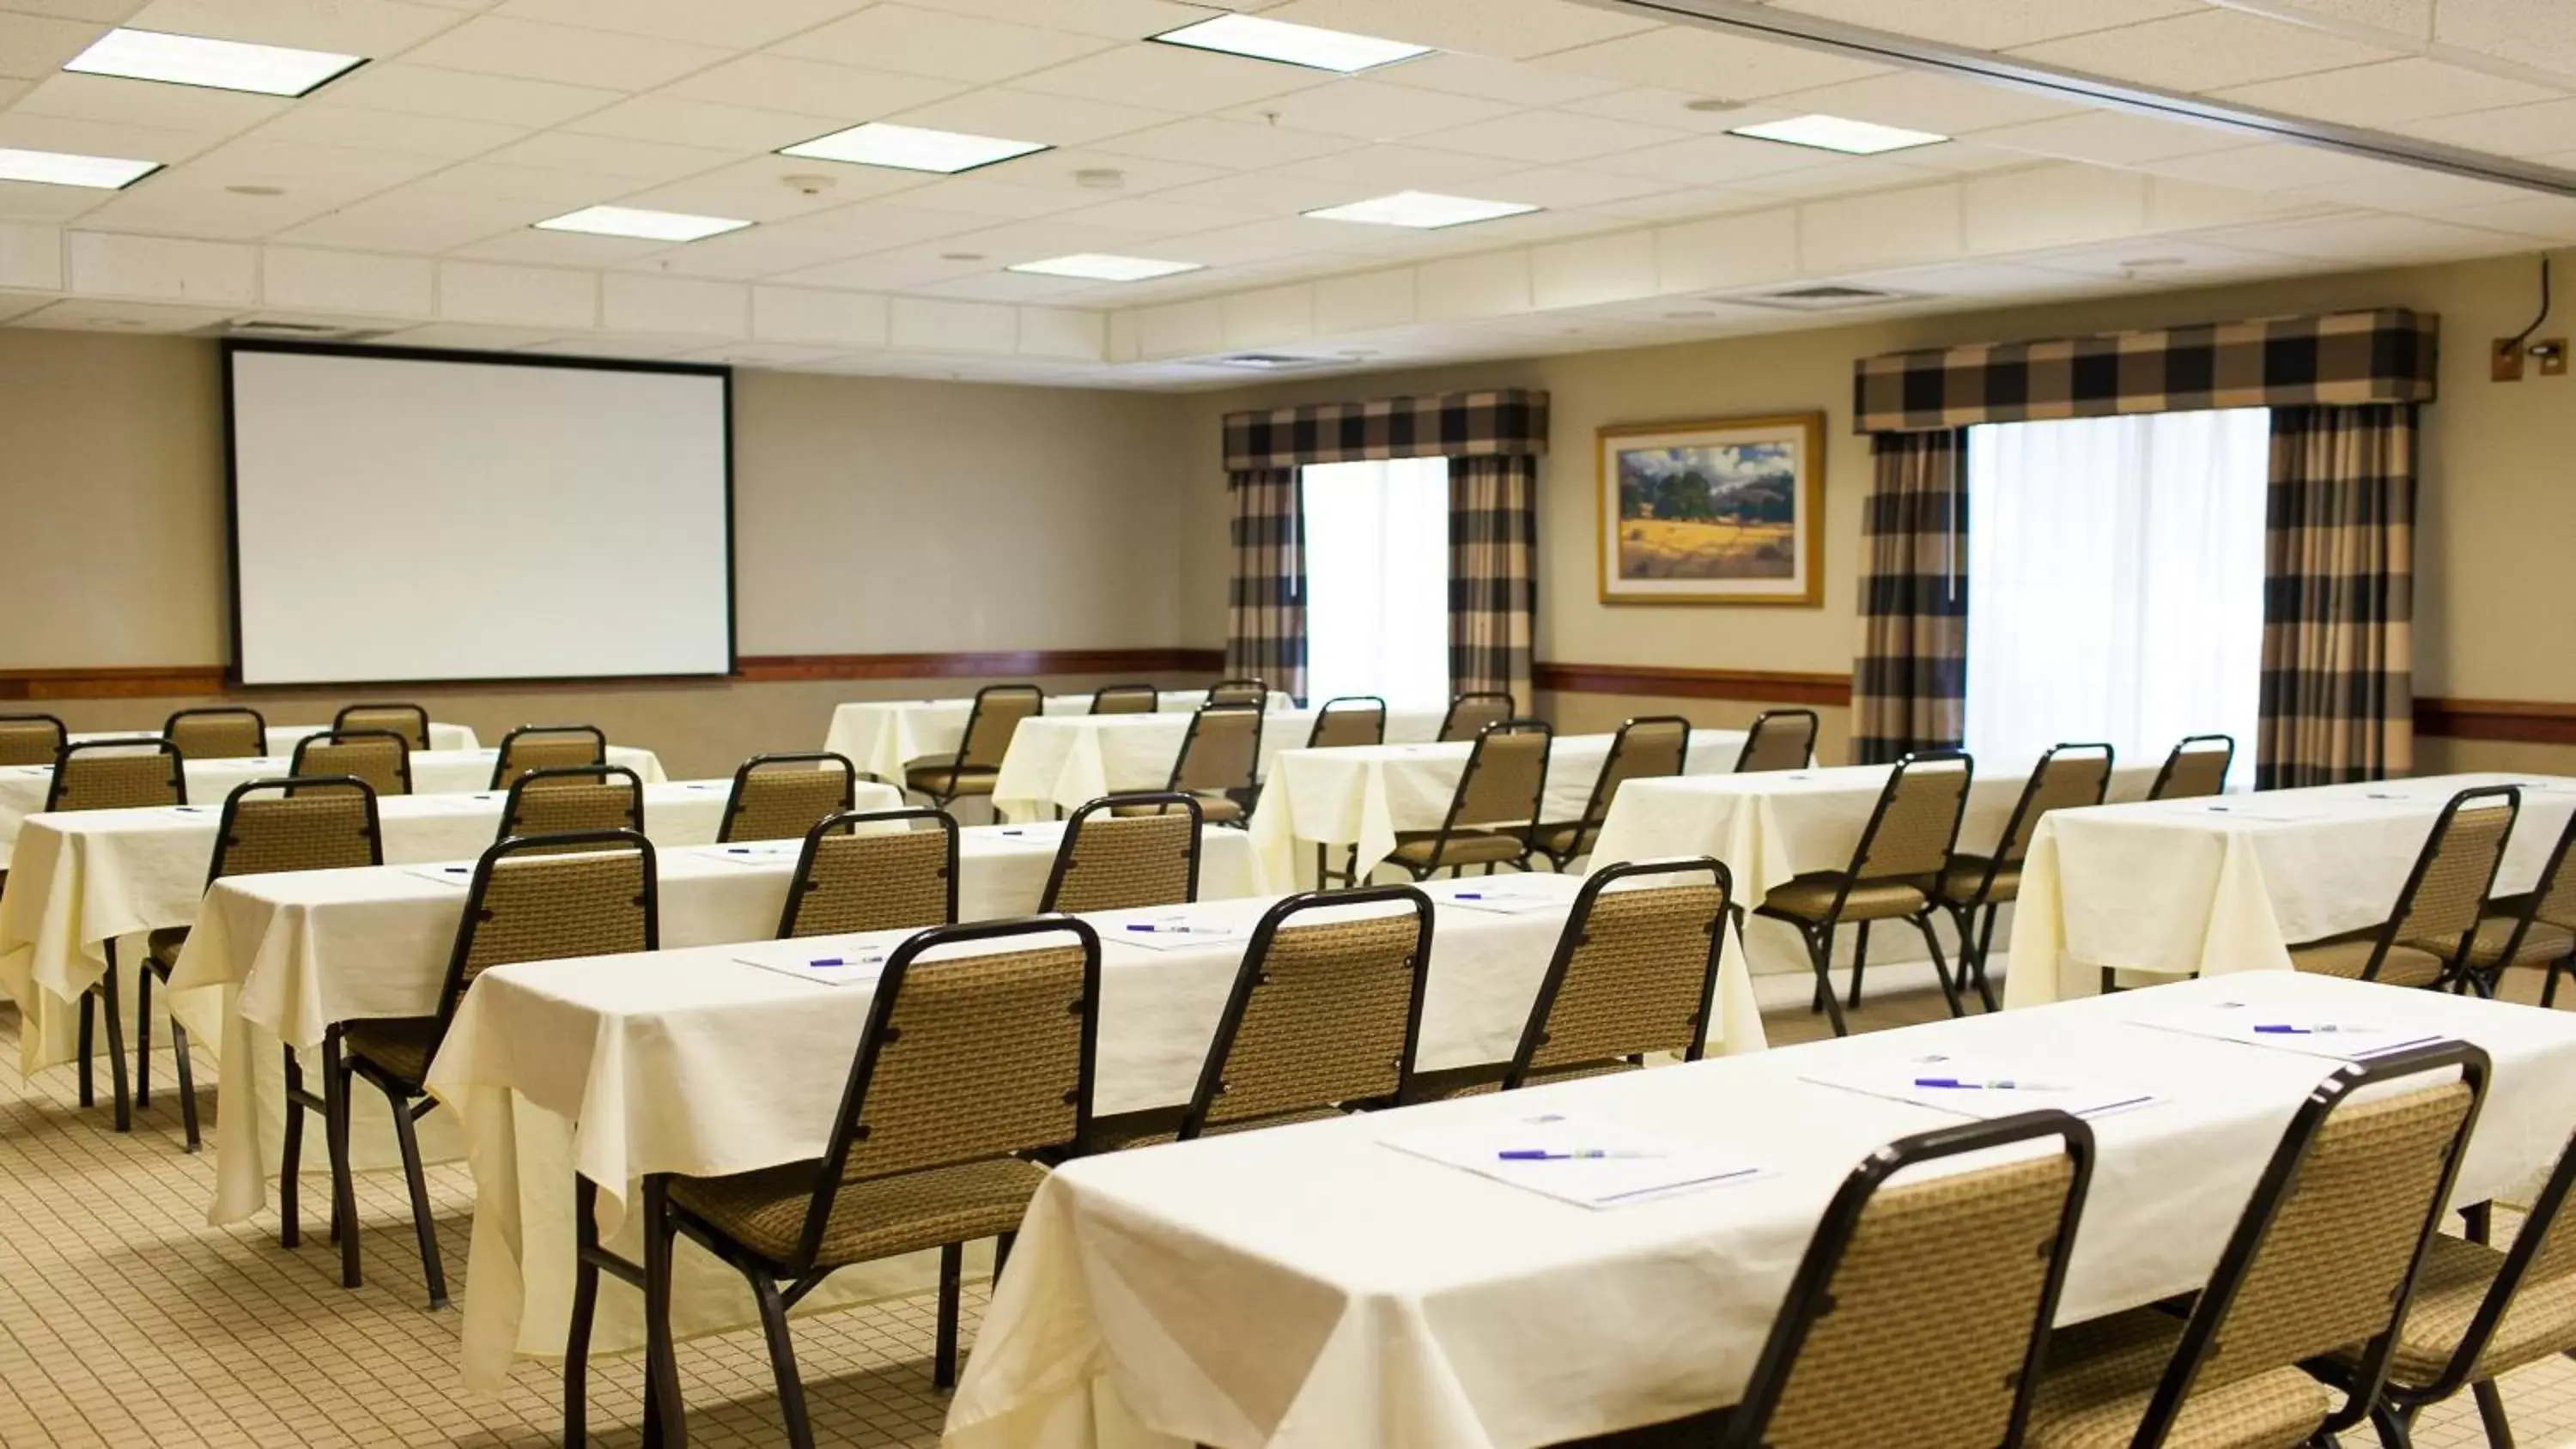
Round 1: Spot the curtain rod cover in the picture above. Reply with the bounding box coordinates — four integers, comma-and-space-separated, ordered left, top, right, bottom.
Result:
1223, 388, 1550, 471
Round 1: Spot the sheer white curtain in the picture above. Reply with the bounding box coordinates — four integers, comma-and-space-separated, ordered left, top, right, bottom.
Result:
1965, 408, 2269, 785
1301, 456, 1450, 711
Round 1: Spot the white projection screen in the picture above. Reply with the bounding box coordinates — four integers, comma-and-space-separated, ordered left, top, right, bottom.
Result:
226, 345, 734, 685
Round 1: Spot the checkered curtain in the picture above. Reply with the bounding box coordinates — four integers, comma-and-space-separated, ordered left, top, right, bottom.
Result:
1853, 430, 1968, 764
2258, 405, 2415, 789
1449, 454, 1536, 704
1224, 467, 1307, 701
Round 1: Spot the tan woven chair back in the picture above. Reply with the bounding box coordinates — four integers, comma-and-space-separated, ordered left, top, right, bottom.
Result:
838, 944, 1091, 1179
1045, 809, 1196, 913
2191, 1081, 2475, 1394
2394, 793, 2518, 946
501, 768, 642, 846
1595, 718, 1689, 809
335, 705, 429, 749
1200, 909, 1423, 1132
0, 716, 64, 767
1173, 706, 1261, 795
497, 730, 605, 783
1440, 693, 1511, 743
1091, 684, 1159, 715
2154, 737, 2233, 799
2537, 817, 2576, 931
458, 848, 652, 992
216, 785, 379, 878
1999, 747, 2114, 862
1307, 698, 1386, 749
957, 687, 1042, 769
1855, 758, 1970, 881
1453, 725, 1549, 828
1737, 709, 1818, 773
1207, 678, 1267, 707
787, 827, 953, 937
167, 710, 264, 760
293, 731, 409, 797
1761, 1153, 2079, 1448
725, 760, 853, 842
52, 746, 182, 811
1522, 881, 1727, 1077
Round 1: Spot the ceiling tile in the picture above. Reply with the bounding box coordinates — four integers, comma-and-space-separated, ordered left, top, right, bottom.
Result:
886, 86, 1176, 148
247, 103, 528, 160
665, 53, 966, 118
984, 147, 1226, 197
308, 63, 623, 127
1584, 132, 1842, 186
1145, 169, 1364, 217
1085, 116, 1356, 170
2008, 9, 2403, 93
2021, 235, 2293, 282
2282, 167, 2547, 214
874, 173, 1104, 218
1410, 108, 1690, 165
0, 9, 105, 79
1012, 43, 1331, 113
2434, 0, 2576, 86
399, 15, 731, 90
899, 0, 1210, 41
273, 187, 549, 250
775, 4, 1117, 83
475, 130, 740, 184
2239, 0, 2432, 38
1584, 184, 1772, 220
0, 177, 114, 222
1214, 79, 1515, 142
2209, 210, 2530, 262
0, 110, 224, 164
1962, 162, 2147, 256
2445, 193, 2576, 242
1471, 165, 1695, 211
609, 218, 873, 277
1769, 70, 2084, 135
1966, 110, 2250, 166
121, 0, 466, 54
447, 225, 674, 265
777, 245, 989, 289
1759, 0, 2202, 50
564, 94, 848, 151
1051, 195, 1261, 237
3, 1, 150, 21
1370, 52, 1620, 106
1255, 0, 1660, 62
15, 294, 242, 329
1538, 25, 1890, 99
2398, 99, 2576, 158
908, 268, 1099, 301
489, 0, 870, 47
612, 154, 932, 222
2213, 58, 2565, 127
175, 136, 447, 191
11, 71, 290, 132
1153, 215, 1374, 264
416, 159, 627, 204
1726, 155, 1948, 200
1269, 141, 1524, 192
769, 198, 996, 246
2136, 142, 2409, 191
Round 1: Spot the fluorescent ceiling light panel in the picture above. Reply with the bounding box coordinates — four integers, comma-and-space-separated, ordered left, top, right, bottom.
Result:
534, 205, 751, 242
64, 27, 364, 98
1303, 191, 1539, 228
0, 146, 160, 189
1728, 113, 1947, 155
780, 122, 1048, 174
1008, 253, 1202, 282
1151, 15, 1431, 73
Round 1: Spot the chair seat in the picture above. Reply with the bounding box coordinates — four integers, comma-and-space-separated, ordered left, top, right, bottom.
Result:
343, 1016, 440, 1087
670, 1155, 1047, 1269
146, 925, 190, 972
1929, 854, 2020, 905
1529, 821, 1595, 859
905, 764, 999, 797
1110, 794, 1242, 824
1390, 828, 1527, 867
2366, 1234, 2576, 1384
2287, 931, 2446, 988
2024, 1307, 2333, 1449
2465, 912, 2576, 971
1755, 871, 1929, 925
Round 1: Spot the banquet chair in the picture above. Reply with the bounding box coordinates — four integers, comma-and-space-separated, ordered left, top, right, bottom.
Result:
1089, 682, 1159, 715
1392, 719, 1552, 880
1753, 750, 1971, 1037
490, 723, 606, 789
905, 683, 1041, 813
1501, 858, 1733, 1091
2023, 1042, 2488, 1449
581, 916, 1099, 1447
719, 752, 858, 843
497, 764, 645, 846
1305, 695, 1386, 749
2458, 810, 2576, 1005
333, 830, 657, 1307
775, 807, 957, 938
1529, 715, 1691, 870
1042, 793, 1201, 913
52, 737, 185, 1133
1931, 743, 2114, 1011
2289, 785, 2518, 990
1438, 690, 1513, 743
333, 701, 431, 750
0, 712, 64, 766
1735, 707, 1819, 773
163, 706, 266, 760
2148, 733, 2234, 800
143, 777, 381, 1157
1133, 702, 1261, 825
291, 727, 412, 797
1206, 676, 1268, 708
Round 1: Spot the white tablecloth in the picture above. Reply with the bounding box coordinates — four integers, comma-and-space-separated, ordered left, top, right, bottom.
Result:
991, 707, 1447, 823
825, 694, 1291, 784
423, 870, 1765, 1388
2005, 773, 2576, 1008
945, 972, 2576, 1449
0, 779, 741, 1076
1246, 730, 1750, 893
70, 722, 481, 755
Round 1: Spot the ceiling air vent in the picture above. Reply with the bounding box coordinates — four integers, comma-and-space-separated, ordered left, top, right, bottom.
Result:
1726, 283, 1918, 312
221, 318, 396, 341
1206, 352, 1331, 370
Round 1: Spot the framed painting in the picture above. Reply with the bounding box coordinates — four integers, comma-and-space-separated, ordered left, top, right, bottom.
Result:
1596, 412, 1826, 606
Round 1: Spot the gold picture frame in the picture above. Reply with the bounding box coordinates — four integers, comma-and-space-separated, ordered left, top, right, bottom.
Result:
1596, 411, 1826, 606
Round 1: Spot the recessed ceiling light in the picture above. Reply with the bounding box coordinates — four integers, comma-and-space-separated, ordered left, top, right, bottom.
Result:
1728, 113, 1947, 155
779, 122, 1047, 175
0, 146, 159, 190
1008, 253, 1202, 282
64, 28, 364, 98
1151, 14, 1431, 74
533, 205, 750, 242
1303, 191, 1539, 229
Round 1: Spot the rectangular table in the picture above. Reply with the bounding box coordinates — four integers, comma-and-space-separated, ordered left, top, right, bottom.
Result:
70, 722, 480, 755
944, 972, 2576, 1449
1246, 729, 1749, 893
826, 694, 1290, 785
422, 870, 1765, 1389
2005, 773, 2576, 1009
992, 706, 1447, 823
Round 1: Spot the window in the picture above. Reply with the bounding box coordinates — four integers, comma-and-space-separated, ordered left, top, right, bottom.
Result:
1964, 408, 2269, 785
1301, 457, 1449, 710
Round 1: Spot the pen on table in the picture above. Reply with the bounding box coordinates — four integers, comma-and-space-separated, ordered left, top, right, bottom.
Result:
810, 957, 846, 968
1497, 1149, 1663, 1161
2253, 1024, 2359, 1034
1915, 1076, 2065, 1091
727, 846, 753, 854
441, 865, 470, 874
1126, 923, 1204, 934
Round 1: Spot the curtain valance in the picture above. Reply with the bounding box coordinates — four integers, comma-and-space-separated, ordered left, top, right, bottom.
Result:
1851, 308, 2438, 434
1222, 388, 1550, 471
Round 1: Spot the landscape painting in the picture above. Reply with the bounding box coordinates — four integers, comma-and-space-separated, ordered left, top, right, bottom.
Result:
1597, 413, 1826, 605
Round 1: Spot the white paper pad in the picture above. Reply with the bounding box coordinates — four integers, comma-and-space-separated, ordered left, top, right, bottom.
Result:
1109, 914, 1244, 953
733, 949, 889, 988
1804, 1053, 2156, 1119
405, 864, 477, 888
701, 842, 800, 867
2186, 803, 2330, 822
1382, 1111, 1764, 1210
2135, 1000, 2446, 1061
1429, 883, 1564, 916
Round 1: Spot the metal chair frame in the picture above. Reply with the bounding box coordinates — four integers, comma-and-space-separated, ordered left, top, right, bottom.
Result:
1088, 683, 1160, 715
161, 706, 268, 759
1735, 707, 1820, 772
53, 737, 185, 1134
913, 684, 1041, 809
490, 722, 608, 789
332, 701, 431, 750
2147, 732, 2235, 800
2342, 785, 2521, 989
775, 807, 959, 938
1162, 702, 1263, 823
1437, 690, 1514, 743
1529, 714, 1692, 871
1500, 857, 1733, 1091
2470, 809, 2576, 1006
718, 751, 859, 843
290, 727, 415, 797
1206, 676, 1269, 708
1304, 695, 1388, 750
1039, 792, 1203, 913
498, 763, 646, 843
1935, 743, 2113, 1013
1397, 718, 1553, 881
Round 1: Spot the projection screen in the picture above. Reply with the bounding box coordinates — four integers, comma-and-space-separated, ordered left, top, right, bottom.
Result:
225, 344, 734, 686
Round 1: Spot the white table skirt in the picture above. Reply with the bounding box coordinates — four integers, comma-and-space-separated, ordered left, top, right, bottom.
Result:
826, 694, 1291, 784
70, 722, 480, 755
991, 708, 1448, 824
945, 972, 2576, 1449
422, 871, 1765, 1389
2004, 773, 2576, 1009
1245, 730, 1749, 893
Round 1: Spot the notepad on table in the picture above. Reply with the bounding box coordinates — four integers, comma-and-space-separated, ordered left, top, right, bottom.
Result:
1431, 882, 1563, 915
2136, 1000, 2446, 1061
702, 842, 799, 866
1382, 1110, 1764, 1210
734, 948, 890, 987
1110, 914, 1243, 952
1805, 1053, 2157, 1120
